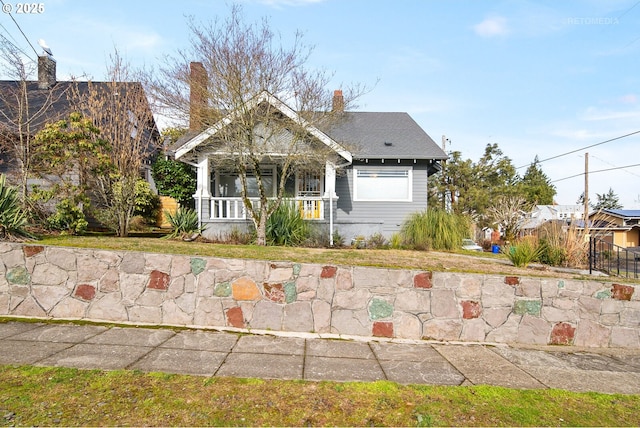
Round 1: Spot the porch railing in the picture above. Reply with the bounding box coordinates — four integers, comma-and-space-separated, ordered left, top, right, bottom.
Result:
210, 197, 324, 220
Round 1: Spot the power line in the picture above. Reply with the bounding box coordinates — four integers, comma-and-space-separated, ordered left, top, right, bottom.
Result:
0, 0, 38, 57
0, 31, 36, 64
592, 154, 640, 179
516, 129, 640, 169
616, 0, 640, 20
551, 162, 640, 183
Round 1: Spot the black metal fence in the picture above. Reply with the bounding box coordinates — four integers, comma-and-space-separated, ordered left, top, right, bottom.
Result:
589, 236, 640, 279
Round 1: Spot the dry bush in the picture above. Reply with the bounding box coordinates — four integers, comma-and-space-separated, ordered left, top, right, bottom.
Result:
536, 221, 588, 268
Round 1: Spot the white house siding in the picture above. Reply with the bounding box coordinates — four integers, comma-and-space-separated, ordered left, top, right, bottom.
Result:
335, 160, 429, 241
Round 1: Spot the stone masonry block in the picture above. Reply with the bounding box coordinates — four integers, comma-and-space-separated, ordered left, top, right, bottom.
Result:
74, 284, 96, 301
283, 301, 313, 332
574, 319, 611, 347
23, 245, 44, 257
549, 322, 575, 345
264, 283, 286, 303
232, 277, 261, 301
368, 298, 394, 320
517, 314, 550, 345
148, 270, 170, 291
250, 300, 283, 330
612, 283, 634, 301
321, 265, 337, 278
413, 271, 433, 289
505, 276, 520, 286
392, 312, 422, 339
461, 300, 482, 319
372, 321, 394, 338
431, 289, 458, 318
120, 252, 146, 274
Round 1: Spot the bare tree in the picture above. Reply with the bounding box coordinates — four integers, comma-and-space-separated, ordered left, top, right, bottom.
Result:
487, 195, 530, 242
145, 5, 366, 244
73, 50, 159, 237
0, 36, 67, 205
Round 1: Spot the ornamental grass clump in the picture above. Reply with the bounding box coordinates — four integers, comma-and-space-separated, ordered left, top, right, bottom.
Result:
401, 209, 471, 251
0, 174, 33, 241
504, 236, 543, 268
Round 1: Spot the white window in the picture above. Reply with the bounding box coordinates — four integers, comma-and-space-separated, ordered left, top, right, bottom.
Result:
354, 167, 412, 201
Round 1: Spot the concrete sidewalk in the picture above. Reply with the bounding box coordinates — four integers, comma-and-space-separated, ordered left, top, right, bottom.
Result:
1, 321, 639, 394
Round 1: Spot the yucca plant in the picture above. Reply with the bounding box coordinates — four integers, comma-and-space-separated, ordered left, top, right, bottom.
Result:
266, 199, 309, 246
401, 209, 471, 251
0, 174, 33, 241
163, 207, 204, 240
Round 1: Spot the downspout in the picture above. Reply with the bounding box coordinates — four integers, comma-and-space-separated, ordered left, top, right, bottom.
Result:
327, 159, 351, 246
329, 191, 334, 246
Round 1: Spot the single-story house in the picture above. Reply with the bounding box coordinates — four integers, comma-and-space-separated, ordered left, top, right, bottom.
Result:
173, 70, 447, 244
587, 209, 640, 248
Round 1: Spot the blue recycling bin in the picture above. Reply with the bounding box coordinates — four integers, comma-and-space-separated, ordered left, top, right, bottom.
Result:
491, 245, 500, 254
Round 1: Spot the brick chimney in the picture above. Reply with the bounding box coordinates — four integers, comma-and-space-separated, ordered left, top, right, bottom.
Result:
37, 55, 56, 89
189, 62, 208, 131
332, 89, 344, 113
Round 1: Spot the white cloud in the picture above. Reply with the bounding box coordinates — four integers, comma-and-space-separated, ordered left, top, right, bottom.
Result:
581, 106, 640, 122
473, 16, 510, 37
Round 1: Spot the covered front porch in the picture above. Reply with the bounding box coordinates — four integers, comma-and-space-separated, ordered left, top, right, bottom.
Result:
191, 155, 341, 239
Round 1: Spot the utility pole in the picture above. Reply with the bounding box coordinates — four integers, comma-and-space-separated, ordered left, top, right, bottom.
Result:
441, 135, 450, 211
584, 152, 589, 236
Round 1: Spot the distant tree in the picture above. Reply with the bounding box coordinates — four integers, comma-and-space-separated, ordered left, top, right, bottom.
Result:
152, 128, 196, 207
0, 36, 67, 205
31, 112, 109, 233
429, 143, 518, 228
486, 195, 530, 242
72, 49, 159, 237
592, 187, 622, 211
519, 156, 556, 205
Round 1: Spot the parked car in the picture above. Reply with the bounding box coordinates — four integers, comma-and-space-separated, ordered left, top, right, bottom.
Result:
462, 239, 483, 251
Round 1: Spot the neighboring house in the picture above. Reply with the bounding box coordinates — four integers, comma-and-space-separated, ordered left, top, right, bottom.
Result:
0, 54, 160, 190
173, 69, 447, 243
520, 204, 585, 232
587, 209, 640, 248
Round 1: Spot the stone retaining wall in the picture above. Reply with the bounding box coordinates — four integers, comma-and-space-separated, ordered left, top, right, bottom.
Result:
1, 243, 638, 348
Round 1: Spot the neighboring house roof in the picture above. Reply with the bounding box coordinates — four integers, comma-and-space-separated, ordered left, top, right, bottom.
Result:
520, 204, 584, 230
0, 81, 154, 134
594, 209, 640, 219
324, 112, 446, 160
174, 91, 447, 164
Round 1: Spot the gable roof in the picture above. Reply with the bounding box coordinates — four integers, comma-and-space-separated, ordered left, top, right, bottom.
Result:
324, 112, 447, 160
174, 92, 447, 164
174, 90, 352, 163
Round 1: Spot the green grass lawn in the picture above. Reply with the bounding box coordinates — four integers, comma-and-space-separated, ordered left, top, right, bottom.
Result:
34, 233, 574, 279
1, 365, 639, 427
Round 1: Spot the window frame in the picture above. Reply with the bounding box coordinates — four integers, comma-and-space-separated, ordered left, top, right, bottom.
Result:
353, 166, 413, 202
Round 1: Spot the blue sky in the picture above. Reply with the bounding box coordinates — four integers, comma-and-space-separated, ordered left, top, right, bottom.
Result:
2, 0, 640, 208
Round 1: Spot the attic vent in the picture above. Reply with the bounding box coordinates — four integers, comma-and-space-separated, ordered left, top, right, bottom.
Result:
384, 142, 393, 146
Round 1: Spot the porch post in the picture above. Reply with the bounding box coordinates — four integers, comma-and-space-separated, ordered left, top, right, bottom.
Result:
323, 162, 338, 246
194, 154, 211, 228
